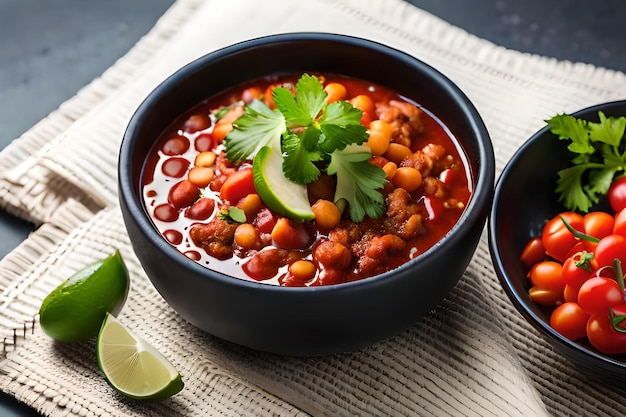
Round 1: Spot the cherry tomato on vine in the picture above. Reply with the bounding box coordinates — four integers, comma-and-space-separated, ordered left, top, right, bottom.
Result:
586, 303, 626, 355
561, 251, 597, 289
542, 212, 584, 263
608, 176, 626, 213
550, 302, 590, 341
577, 276, 625, 315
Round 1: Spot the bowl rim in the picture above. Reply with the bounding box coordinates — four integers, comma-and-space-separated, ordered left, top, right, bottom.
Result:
489, 99, 626, 369
119, 31, 495, 293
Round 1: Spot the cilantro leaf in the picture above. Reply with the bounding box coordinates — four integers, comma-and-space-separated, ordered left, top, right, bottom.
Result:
282, 130, 322, 184
327, 144, 387, 222
549, 112, 626, 212
224, 99, 285, 163
589, 111, 626, 147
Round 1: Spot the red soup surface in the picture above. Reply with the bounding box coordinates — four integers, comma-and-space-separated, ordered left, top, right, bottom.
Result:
142, 73, 472, 286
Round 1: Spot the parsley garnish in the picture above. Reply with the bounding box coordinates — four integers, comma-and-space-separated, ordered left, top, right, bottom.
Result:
219, 206, 247, 223
548, 111, 626, 212
223, 74, 387, 222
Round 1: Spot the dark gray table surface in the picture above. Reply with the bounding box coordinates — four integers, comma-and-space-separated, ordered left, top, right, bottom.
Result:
1, 0, 624, 415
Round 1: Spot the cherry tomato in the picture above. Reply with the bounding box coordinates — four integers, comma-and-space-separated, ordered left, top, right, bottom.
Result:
541, 212, 584, 263
560, 251, 596, 289
550, 302, 590, 341
582, 211, 615, 252
594, 234, 626, 268
520, 237, 545, 268
577, 276, 625, 315
528, 261, 564, 291
608, 176, 626, 213
586, 303, 626, 355
613, 207, 626, 238
528, 261, 565, 306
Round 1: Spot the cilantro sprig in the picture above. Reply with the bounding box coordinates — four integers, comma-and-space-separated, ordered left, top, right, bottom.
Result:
224, 74, 387, 222
548, 111, 626, 212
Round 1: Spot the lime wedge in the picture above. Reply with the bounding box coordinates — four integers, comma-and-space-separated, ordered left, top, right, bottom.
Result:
39, 250, 129, 342
97, 313, 184, 401
253, 146, 315, 222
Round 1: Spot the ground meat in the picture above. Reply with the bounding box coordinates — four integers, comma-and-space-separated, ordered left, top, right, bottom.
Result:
407, 143, 446, 177
384, 188, 423, 239
376, 99, 424, 148
189, 217, 238, 259
422, 176, 448, 199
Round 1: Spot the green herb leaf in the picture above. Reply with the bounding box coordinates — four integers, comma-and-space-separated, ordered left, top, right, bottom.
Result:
548, 112, 626, 212
224, 99, 285, 164
223, 73, 384, 223
327, 144, 387, 222
219, 206, 247, 223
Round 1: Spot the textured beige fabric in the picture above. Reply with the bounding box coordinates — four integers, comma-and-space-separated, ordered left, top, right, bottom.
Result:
1, 0, 625, 415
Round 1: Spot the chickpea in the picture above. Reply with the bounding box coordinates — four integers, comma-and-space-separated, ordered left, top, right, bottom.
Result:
188, 166, 215, 188
385, 143, 412, 164
195, 151, 216, 167
311, 199, 341, 230
350, 94, 376, 116
366, 121, 393, 156
289, 260, 317, 282
324, 82, 347, 103
382, 161, 398, 181
392, 167, 422, 192
237, 193, 263, 220
234, 223, 261, 250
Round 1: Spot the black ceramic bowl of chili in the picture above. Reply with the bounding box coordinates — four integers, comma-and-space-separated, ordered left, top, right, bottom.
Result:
489, 100, 626, 383
119, 32, 495, 356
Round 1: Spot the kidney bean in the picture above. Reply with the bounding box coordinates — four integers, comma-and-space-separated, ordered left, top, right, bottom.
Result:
168, 180, 199, 209
153, 203, 179, 222
161, 157, 189, 178
162, 135, 190, 155
186, 198, 216, 220
194, 133, 215, 152
184, 114, 211, 132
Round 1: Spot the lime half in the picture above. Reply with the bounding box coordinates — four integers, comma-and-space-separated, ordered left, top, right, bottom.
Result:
39, 250, 129, 342
97, 313, 184, 401
253, 146, 315, 222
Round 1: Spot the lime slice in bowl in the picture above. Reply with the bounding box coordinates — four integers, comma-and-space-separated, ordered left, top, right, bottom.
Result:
253, 145, 315, 222
97, 313, 184, 401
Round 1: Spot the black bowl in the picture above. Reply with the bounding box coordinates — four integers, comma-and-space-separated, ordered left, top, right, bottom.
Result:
489, 100, 626, 382
119, 33, 495, 356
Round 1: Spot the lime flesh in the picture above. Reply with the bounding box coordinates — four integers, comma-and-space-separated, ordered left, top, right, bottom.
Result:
97, 313, 183, 401
253, 146, 315, 222
39, 250, 130, 342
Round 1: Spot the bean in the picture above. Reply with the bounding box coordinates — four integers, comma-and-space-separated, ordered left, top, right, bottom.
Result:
188, 166, 214, 188
153, 203, 178, 222
237, 193, 263, 221
195, 151, 216, 167
271, 218, 311, 250
385, 143, 412, 164
168, 180, 199, 209
311, 199, 341, 230
382, 161, 397, 181
186, 198, 216, 220
324, 82, 347, 103
195, 134, 215, 152
350, 94, 375, 116
161, 157, 189, 178
161, 135, 189, 156
289, 260, 317, 282
392, 167, 422, 192
184, 114, 211, 133
234, 223, 261, 250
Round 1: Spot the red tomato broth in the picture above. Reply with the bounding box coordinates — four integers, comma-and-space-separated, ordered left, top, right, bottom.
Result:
141, 73, 472, 286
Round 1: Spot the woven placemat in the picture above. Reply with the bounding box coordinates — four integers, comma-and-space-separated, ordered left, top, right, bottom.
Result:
1, 0, 626, 416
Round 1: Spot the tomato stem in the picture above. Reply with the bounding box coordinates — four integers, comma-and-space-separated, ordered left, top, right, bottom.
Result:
610, 309, 626, 333
559, 215, 600, 243
614, 258, 626, 295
